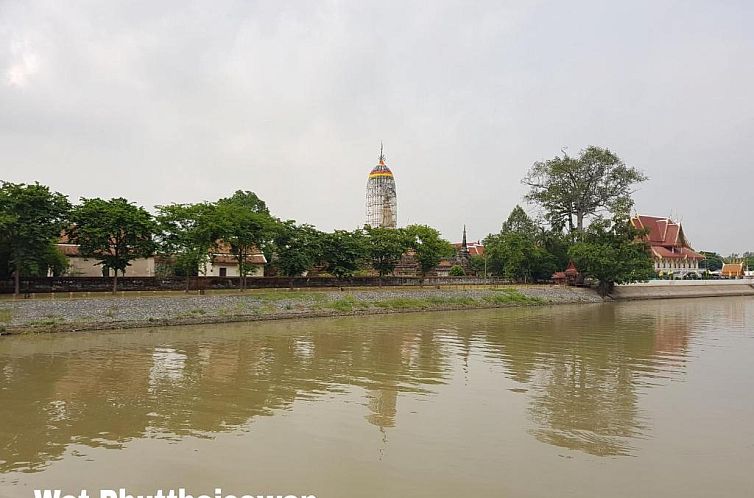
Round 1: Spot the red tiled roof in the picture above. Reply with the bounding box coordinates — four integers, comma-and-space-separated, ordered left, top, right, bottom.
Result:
565, 261, 579, 275
57, 244, 80, 257
632, 215, 703, 260
632, 215, 685, 246
452, 242, 485, 256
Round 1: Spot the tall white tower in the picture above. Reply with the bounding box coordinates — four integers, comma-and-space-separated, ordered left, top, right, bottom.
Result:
365, 144, 397, 228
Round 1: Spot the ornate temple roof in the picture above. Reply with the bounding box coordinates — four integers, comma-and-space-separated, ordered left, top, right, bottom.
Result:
631, 215, 704, 260
368, 157, 394, 179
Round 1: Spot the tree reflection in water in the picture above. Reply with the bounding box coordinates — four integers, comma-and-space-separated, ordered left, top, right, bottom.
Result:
0, 299, 711, 472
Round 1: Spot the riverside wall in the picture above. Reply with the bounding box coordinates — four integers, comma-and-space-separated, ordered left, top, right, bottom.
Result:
611, 280, 754, 300
0, 276, 510, 294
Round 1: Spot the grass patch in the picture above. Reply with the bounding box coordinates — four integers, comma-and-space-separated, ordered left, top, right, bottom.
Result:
322, 295, 366, 312
0, 309, 11, 323
28, 317, 65, 328
374, 296, 478, 310
374, 297, 432, 310
250, 290, 326, 303
482, 289, 542, 305
427, 295, 477, 306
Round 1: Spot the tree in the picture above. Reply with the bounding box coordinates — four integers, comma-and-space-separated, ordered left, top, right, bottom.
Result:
523, 146, 647, 231
0, 182, 70, 296
484, 232, 553, 282
449, 265, 465, 276
484, 206, 557, 282
156, 202, 218, 292
501, 205, 539, 234
568, 217, 655, 296
272, 221, 323, 287
69, 197, 156, 293
405, 225, 454, 280
365, 226, 410, 283
469, 254, 488, 277
321, 229, 368, 279
699, 251, 724, 272
212, 191, 275, 291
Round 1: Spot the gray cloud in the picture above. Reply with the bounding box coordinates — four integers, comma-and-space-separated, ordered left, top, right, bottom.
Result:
2, 0, 752, 253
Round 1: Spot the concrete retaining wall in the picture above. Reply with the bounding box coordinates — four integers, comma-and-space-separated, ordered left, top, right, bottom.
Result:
611, 280, 754, 300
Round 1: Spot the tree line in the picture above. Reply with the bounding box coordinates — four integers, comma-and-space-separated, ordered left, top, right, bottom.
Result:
0, 186, 454, 295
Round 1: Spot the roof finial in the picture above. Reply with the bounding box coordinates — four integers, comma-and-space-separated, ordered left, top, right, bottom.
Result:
379, 141, 385, 164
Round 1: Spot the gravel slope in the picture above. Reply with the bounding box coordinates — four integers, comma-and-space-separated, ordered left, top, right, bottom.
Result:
0, 285, 603, 334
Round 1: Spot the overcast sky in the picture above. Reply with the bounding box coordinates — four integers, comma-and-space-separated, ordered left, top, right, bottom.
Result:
2, 0, 753, 254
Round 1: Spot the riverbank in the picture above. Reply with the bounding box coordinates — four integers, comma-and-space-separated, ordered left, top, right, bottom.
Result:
611, 280, 754, 300
0, 285, 603, 335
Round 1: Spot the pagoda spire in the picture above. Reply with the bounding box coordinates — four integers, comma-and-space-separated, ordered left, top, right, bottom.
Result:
460, 225, 470, 260
378, 141, 385, 165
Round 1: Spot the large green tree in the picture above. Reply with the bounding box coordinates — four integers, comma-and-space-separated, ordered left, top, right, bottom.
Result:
212, 191, 275, 290
156, 202, 218, 291
0, 182, 70, 296
501, 205, 539, 234
523, 146, 647, 231
272, 221, 324, 287
69, 197, 156, 293
568, 217, 655, 296
321, 229, 368, 279
404, 225, 454, 280
365, 226, 410, 283
484, 206, 557, 282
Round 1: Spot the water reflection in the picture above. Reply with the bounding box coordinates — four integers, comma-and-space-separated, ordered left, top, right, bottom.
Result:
0, 298, 739, 474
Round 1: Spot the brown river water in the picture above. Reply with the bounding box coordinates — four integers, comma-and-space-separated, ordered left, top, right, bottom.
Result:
1, 298, 753, 497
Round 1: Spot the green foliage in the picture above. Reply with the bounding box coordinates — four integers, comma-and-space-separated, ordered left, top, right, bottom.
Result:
404, 225, 454, 277
448, 265, 465, 276
0, 182, 70, 293
39, 245, 69, 277
212, 191, 275, 288
321, 229, 368, 279
468, 254, 487, 276
699, 251, 724, 271
501, 205, 539, 234
156, 202, 218, 278
323, 294, 364, 312
69, 197, 156, 290
365, 226, 410, 278
523, 146, 647, 231
272, 221, 324, 278
482, 289, 542, 304
484, 206, 558, 282
568, 217, 655, 296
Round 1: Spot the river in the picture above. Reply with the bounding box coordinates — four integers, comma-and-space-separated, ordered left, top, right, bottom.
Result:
1, 298, 753, 497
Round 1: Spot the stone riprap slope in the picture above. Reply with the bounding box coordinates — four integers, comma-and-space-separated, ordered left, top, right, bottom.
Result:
0, 285, 603, 334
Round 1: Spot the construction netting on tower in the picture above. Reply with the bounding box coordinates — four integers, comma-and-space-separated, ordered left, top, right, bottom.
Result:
365, 148, 397, 228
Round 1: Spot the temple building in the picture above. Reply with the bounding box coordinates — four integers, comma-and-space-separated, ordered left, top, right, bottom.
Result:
720, 262, 745, 279
630, 215, 704, 277
365, 144, 397, 228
